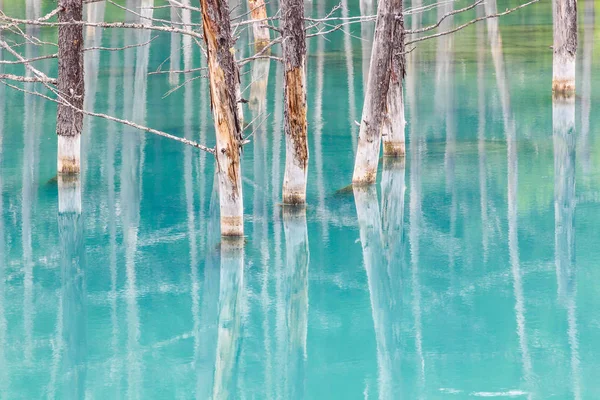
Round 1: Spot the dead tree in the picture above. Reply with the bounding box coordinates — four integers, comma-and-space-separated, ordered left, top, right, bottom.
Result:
281, 0, 308, 204
552, 0, 577, 95
199, 0, 245, 236
56, 0, 85, 174
248, 0, 270, 51
381, 11, 406, 157
353, 0, 402, 184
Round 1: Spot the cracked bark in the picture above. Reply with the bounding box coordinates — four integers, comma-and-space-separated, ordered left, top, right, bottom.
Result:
282, 0, 308, 204
381, 10, 406, 157
56, 0, 85, 174
199, 0, 244, 236
353, 0, 402, 184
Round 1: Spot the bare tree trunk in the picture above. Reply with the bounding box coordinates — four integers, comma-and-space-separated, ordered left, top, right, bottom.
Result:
281, 0, 308, 204
381, 12, 406, 157
57, 0, 85, 175
580, 0, 594, 175
353, 0, 402, 184
199, 0, 245, 236
248, 0, 270, 51
553, 0, 577, 94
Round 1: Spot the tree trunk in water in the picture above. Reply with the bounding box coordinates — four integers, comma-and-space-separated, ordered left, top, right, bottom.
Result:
353, 0, 402, 184
248, 0, 270, 51
553, 0, 577, 94
199, 0, 244, 236
381, 10, 406, 157
281, 0, 308, 204
57, 0, 85, 175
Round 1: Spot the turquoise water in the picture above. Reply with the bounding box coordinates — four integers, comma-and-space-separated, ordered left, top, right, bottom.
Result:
1, 0, 600, 398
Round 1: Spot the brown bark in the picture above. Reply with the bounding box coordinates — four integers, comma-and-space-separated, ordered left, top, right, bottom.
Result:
57, 0, 85, 174
248, 0, 270, 51
199, 0, 244, 236
352, 0, 402, 184
282, 0, 308, 204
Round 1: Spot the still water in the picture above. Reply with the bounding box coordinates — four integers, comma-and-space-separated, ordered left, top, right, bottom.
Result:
1, 0, 600, 398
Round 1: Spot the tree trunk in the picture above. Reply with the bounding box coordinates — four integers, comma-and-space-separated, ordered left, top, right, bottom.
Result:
57, 0, 85, 175
353, 0, 402, 184
199, 0, 245, 236
281, 0, 308, 204
248, 0, 270, 51
381, 11, 406, 157
553, 0, 577, 95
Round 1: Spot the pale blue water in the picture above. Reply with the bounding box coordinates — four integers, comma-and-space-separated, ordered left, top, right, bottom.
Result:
1, 0, 600, 398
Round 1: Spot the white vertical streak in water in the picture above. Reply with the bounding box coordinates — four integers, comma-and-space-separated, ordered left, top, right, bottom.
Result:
0, 14, 8, 394
341, 0, 358, 154
409, 113, 425, 398
476, 7, 489, 265
168, 1, 182, 87
314, 0, 327, 240
580, 0, 594, 176
485, 0, 534, 394
82, 0, 106, 185
21, 0, 42, 366
182, 33, 201, 398
359, 0, 375, 91
107, 26, 122, 396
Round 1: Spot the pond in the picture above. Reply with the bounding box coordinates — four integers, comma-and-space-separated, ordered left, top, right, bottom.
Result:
1, 0, 600, 398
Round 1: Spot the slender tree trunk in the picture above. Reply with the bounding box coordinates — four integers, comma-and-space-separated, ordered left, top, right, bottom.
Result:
353, 0, 402, 184
248, 0, 270, 51
281, 0, 308, 204
553, 0, 577, 94
381, 11, 406, 157
199, 0, 245, 236
57, 0, 85, 175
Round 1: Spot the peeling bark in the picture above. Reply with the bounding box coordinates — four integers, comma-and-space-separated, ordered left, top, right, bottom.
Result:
553, 0, 577, 95
282, 0, 308, 204
381, 9, 406, 157
57, 0, 85, 174
199, 0, 245, 236
353, 0, 402, 184
248, 0, 270, 51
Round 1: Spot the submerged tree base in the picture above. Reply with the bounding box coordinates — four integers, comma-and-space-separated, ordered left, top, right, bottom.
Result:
57, 135, 81, 175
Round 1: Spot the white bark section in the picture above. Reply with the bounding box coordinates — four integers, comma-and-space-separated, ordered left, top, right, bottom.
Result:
57, 134, 81, 174
342, 0, 358, 153
382, 80, 406, 156
212, 238, 244, 400
552, 0, 577, 93
580, 0, 593, 174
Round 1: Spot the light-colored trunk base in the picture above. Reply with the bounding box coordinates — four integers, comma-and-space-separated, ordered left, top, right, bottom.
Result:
220, 215, 244, 237
552, 55, 576, 94
57, 135, 81, 174
58, 174, 82, 214
383, 141, 406, 157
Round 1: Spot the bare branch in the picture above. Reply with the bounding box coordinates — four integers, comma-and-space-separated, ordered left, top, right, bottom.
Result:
407, 0, 484, 34
406, 0, 540, 45
0, 80, 216, 154
0, 73, 57, 84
